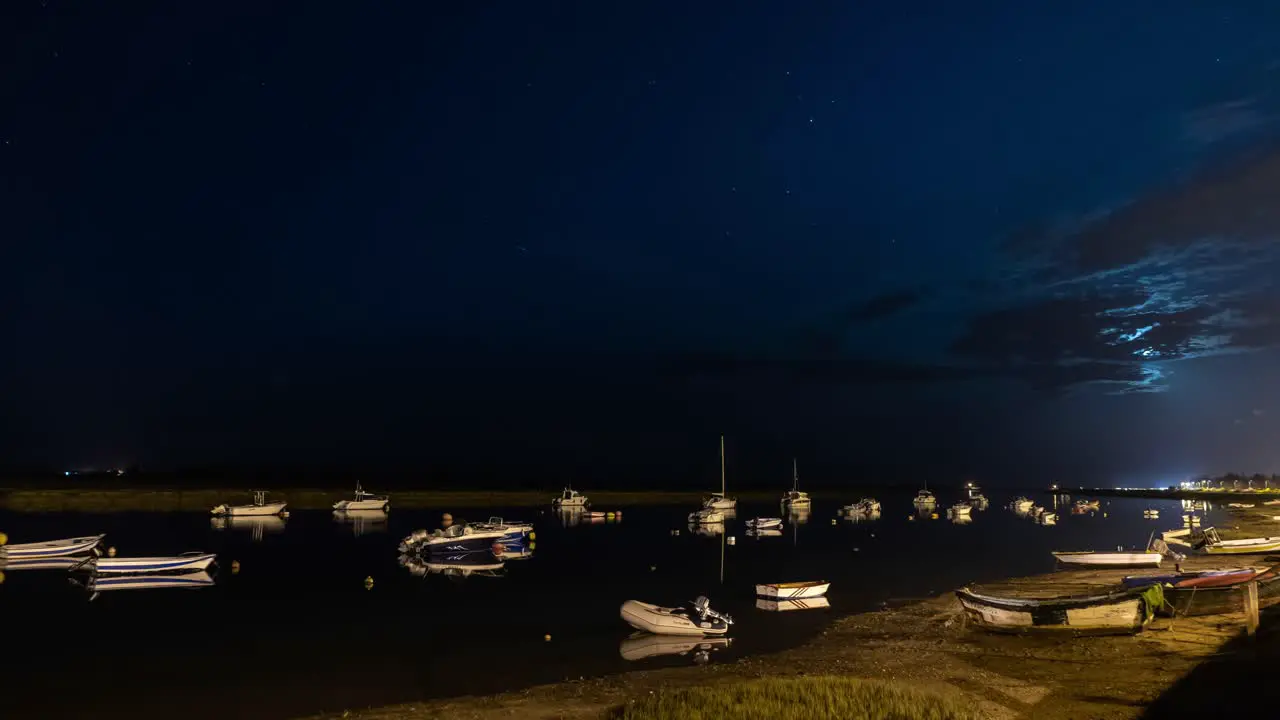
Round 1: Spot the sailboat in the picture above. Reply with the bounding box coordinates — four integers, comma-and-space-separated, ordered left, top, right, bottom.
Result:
701, 435, 737, 510
780, 458, 811, 509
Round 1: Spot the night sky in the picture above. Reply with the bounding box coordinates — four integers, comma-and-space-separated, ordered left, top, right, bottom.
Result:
5, 2, 1280, 487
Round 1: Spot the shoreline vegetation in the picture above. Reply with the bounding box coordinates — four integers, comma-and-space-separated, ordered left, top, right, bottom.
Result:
295, 502, 1280, 720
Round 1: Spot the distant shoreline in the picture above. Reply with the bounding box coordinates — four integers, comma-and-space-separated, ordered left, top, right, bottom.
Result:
0, 487, 788, 512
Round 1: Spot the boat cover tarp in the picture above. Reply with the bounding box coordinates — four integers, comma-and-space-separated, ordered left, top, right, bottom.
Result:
1139, 583, 1163, 623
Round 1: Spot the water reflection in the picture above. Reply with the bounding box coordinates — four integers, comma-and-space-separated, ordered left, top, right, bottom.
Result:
399, 552, 505, 580
688, 522, 724, 537
947, 508, 972, 525
333, 509, 389, 537
85, 571, 215, 597
842, 510, 881, 524
755, 596, 831, 612
787, 508, 810, 525
0, 557, 79, 572
210, 515, 286, 542
746, 528, 783, 538
618, 633, 732, 663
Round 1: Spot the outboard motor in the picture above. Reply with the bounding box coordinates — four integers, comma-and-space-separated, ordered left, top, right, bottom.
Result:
690, 595, 734, 626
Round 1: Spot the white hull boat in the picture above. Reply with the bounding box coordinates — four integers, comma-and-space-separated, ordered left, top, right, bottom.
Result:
747, 528, 783, 538
949, 503, 972, 516
211, 491, 286, 517
700, 435, 737, 510
552, 487, 589, 508
0, 534, 104, 559
780, 458, 810, 508
619, 597, 733, 636
619, 633, 732, 661
755, 580, 829, 600
88, 552, 218, 574
745, 517, 783, 530
1010, 498, 1034, 512
756, 596, 831, 612
1052, 551, 1162, 568
1039, 512, 1057, 525
333, 484, 390, 512
399, 525, 508, 554
88, 572, 215, 593
956, 586, 1157, 634
913, 489, 936, 507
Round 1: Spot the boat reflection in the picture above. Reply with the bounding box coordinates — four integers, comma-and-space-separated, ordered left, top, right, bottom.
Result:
332, 509, 389, 537
688, 522, 724, 537
0, 557, 80, 572
787, 507, 810, 525
755, 596, 831, 612
619, 632, 732, 663
399, 552, 505, 580
947, 509, 973, 525
746, 528, 783, 538
210, 515, 287, 542
83, 571, 215, 601
843, 510, 881, 524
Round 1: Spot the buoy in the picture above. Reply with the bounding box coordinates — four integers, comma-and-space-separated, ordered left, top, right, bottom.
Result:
528, 542, 536, 550
853, 547, 860, 552
727, 536, 735, 545
0, 531, 7, 546
364, 575, 374, 590
107, 546, 117, 557
544, 634, 552, 642
650, 565, 657, 572
615, 510, 622, 517
528, 531, 537, 541
231, 560, 241, 575
930, 513, 938, 520
908, 516, 915, 521
0, 570, 5, 584
606, 512, 615, 519
830, 519, 837, 525
442, 513, 453, 522
870, 533, 876, 538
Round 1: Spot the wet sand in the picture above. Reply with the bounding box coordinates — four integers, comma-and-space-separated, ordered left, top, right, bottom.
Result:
302, 508, 1280, 720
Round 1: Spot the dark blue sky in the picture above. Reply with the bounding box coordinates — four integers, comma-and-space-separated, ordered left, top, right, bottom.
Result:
4, 2, 1280, 486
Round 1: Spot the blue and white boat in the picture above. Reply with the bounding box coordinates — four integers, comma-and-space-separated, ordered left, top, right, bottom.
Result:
400, 525, 508, 555
468, 517, 533, 543
85, 552, 218, 574
0, 534, 104, 559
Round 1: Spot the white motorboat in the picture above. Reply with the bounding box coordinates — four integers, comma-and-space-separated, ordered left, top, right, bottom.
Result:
701, 435, 737, 510
467, 516, 534, 542
1039, 512, 1058, 525
86, 552, 218, 574
619, 633, 732, 661
780, 458, 811, 508
844, 498, 880, 514
949, 503, 972, 516
552, 487, 590, 508
755, 580, 829, 600
1052, 551, 1162, 568
0, 534, 104, 559
756, 596, 831, 612
211, 491, 287, 517
913, 488, 937, 507
745, 517, 783, 530
332, 483, 390, 512
688, 508, 725, 525
619, 596, 733, 636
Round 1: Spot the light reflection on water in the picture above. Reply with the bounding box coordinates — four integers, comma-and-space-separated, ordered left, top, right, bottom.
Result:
0, 491, 1221, 720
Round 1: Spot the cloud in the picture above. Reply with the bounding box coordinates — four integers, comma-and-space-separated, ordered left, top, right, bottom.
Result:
842, 289, 926, 323
1182, 98, 1270, 146
660, 350, 987, 386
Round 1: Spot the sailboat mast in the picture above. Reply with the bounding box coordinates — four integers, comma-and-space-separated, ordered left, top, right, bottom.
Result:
792, 457, 798, 491
720, 434, 726, 495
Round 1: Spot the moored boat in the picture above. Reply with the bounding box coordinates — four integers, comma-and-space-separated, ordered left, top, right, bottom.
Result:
688, 507, 725, 525
399, 525, 508, 555
332, 483, 390, 512
956, 585, 1161, 634
1038, 512, 1057, 525
1051, 551, 1162, 568
701, 435, 737, 510
1009, 497, 1033, 512
1196, 528, 1280, 555
754, 580, 829, 600
552, 487, 590, 508
0, 534, 104, 559
211, 491, 287, 517
87, 552, 218, 574
780, 458, 811, 509
913, 488, 937, 507
619, 596, 733, 636
745, 517, 783, 530
949, 503, 972, 516
468, 517, 534, 542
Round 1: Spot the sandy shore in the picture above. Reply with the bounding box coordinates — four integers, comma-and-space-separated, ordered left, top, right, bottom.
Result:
301, 507, 1280, 720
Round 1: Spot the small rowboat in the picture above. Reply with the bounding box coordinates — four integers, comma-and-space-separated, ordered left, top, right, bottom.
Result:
755, 580, 830, 600
0, 534, 104, 559
85, 552, 218, 574
956, 585, 1161, 635
1051, 551, 1162, 568
745, 517, 783, 530
1123, 566, 1280, 617
620, 597, 733, 636
756, 596, 831, 612
1197, 528, 1280, 555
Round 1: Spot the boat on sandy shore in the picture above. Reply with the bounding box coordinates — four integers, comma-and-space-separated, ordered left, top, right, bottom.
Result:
1195, 528, 1280, 555
955, 585, 1161, 634
85, 552, 218, 574
755, 580, 829, 600
1123, 566, 1280, 617
332, 483, 390, 512
756, 596, 832, 612
211, 491, 287, 517
619, 596, 733, 636
1051, 551, 1163, 568
0, 534, 104, 559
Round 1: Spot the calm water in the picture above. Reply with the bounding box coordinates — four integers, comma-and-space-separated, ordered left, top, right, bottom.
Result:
0, 491, 1221, 719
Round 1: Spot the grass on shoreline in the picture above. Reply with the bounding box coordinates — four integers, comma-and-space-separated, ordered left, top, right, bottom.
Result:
611, 677, 980, 720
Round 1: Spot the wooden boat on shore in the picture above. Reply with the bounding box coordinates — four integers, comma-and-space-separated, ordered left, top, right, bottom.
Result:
1052, 551, 1162, 568
82, 552, 218, 574
755, 580, 829, 600
1123, 566, 1280, 617
211, 490, 287, 517
0, 534, 104, 559
956, 585, 1161, 635
620, 597, 733, 636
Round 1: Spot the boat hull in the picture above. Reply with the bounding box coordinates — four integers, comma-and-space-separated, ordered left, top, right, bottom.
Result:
1202, 539, 1280, 554
755, 582, 830, 600
619, 600, 729, 636
956, 586, 1157, 635
1052, 552, 1162, 568
0, 534, 104, 559
333, 499, 389, 512
92, 553, 218, 574
212, 502, 287, 517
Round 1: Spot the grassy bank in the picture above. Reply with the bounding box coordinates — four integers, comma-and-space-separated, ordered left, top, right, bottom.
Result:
0, 487, 786, 513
